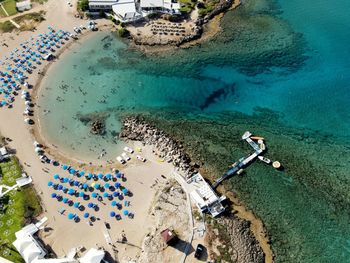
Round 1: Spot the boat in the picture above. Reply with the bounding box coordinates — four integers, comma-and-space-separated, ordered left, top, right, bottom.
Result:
116, 156, 125, 164
258, 156, 271, 164
121, 152, 130, 161
251, 136, 265, 141
123, 146, 134, 154
136, 155, 146, 162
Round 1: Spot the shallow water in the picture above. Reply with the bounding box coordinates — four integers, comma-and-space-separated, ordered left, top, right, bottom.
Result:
37, 0, 350, 261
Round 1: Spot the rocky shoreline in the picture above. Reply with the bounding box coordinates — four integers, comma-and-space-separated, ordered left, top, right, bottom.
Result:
128, 0, 240, 47
120, 115, 267, 262
119, 116, 197, 177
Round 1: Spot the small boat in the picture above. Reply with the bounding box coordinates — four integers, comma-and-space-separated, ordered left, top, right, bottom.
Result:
121, 152, 130, 161
116, 156, 125, 164
123, 146, 134, 154
136, 155, 146, 162
258, 156, 271, 164
237, 169, 245, 175
251, 136, 265, 141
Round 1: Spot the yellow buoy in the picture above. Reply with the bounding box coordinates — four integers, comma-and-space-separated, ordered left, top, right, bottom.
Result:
272, 161, 281, 169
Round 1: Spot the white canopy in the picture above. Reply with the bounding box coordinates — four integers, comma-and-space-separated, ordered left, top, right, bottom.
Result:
140, 0, 163, 8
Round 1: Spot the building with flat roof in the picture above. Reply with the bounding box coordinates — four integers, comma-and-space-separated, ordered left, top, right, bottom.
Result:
88, 0, 119, 11
112, 0, 142, 22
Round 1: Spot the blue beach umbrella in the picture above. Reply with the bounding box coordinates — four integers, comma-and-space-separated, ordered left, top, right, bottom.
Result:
87, 173, 93, 179
98, 173, 104, 179
73, 181, 79, 186
113, 191, 119, 197
105, 173, 112, 180
91, 192, 97, 198
51, 193, 57, 198
69, 169, 76, 174
94, 184, 100, 189
47, 181, 53, 186
116, 172, 122, 178
83, 183, 88, 189
63, 178, 69, 183
110, 211, 116, 217
122, 188, 128, 195
103, 192, 109, 198
111, 201, 117, 206
114, 182, 120, 188
68, 213, 75, 220
62, 165, 68, 170
73, 202, 80, 208
53, 174, 60, 179
104, 183, 110, 188
84, 212, 89, 218
79, 192, 84, 197
63, 197, 68, 203
57, 185, 63, 190
79, 171, 85, 176
123, 210, 129, 216
68, 189, 75, 195
88, 202, 93, 208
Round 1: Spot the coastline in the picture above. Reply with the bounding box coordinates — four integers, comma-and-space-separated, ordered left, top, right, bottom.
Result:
0, 1, 274, 261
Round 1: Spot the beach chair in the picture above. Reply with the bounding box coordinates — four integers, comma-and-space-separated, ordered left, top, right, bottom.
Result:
58, 208, 65, 215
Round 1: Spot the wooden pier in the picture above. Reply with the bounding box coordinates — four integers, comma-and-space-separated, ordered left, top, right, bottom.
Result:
212, 131, 264, 189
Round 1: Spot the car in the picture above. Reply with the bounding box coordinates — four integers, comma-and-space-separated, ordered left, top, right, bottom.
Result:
116, 156, 125, 164
136, 155, 146, 162
123, 146, 134, 154
121, 152, 131, 161
194, 244, 205, 259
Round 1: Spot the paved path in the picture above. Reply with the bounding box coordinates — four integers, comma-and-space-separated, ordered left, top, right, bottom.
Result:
0, 3, 10, 17
0, 5, 44, 23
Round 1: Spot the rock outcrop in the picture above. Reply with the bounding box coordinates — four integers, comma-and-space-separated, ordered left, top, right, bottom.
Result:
119, 116, 196, 177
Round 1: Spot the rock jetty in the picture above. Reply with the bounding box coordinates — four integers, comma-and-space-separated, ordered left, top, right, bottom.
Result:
119, 116, 197, 177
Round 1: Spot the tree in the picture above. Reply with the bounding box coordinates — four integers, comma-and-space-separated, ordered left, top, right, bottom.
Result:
77, 0, 89, 11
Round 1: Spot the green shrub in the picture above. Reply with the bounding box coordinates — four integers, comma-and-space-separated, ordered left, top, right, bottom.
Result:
118, 27, 129, 37
77, 0, 89, 11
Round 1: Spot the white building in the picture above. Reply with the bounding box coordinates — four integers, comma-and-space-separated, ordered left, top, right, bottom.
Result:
188, 173, 226, 217
13, 222, 105, 263
88, 0, 180, 22
140, 0, 180, 14
112, 0, 142, 22
88, 0, 119, 11
16, 0, 32, 11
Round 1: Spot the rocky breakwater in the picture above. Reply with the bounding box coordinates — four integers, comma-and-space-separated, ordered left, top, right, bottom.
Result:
119, 116, 198, 177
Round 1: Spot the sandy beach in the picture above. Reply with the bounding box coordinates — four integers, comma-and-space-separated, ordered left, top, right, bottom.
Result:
0, 0, 273, 262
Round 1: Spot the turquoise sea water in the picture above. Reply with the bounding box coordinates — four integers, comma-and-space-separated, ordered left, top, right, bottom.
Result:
37, 0, 350, 261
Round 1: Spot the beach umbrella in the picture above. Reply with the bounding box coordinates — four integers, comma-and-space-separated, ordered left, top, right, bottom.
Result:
98, 173, 104, 179
87, 173, 93, 179
51, 193, 57, 198
110, 211, 116, 217
68, 213, 75, 220
69, 169, 76, 174
73, 202, 80, 208
94, 184, 100, 189
114, 182, 120, 188
83, 183, 88, 189
111, 200, 117, 206
47, 181, 53, 186
63, 178, 69, 183
122, 188, 128, 195
113, 191, 119, 197
123, 210, 129, 216
116, 172, 122, 178
104, 183, 110, 189
63, 197, 68, 203
88, 202, 93, 208
84, 213, 89, 218
79, 192, 84, 197
62, 165, 68, 170
68, 189, 75, 195
103, 192, 109, 198
105, 173, 112, 180
53, 174, 60, 180
57, 185, 63, 190
92, 192, 97, 198
79, 171, 85, 176
73, 181, 79, 186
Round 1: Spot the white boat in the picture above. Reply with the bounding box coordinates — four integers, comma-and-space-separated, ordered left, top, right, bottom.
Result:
258, 156, 271, 164
116, 156, 125, 164
136, 155, 146, 162
123, 146, 134, 154
121, 152, 130, 161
